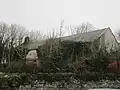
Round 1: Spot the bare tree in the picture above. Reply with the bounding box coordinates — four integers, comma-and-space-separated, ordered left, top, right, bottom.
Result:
67, 22, 95, 35
17, 26, 27, 46
8, 24, 27, 64
0, 22, 27, 66
0, 22, 10, 64
28, 30, 46, 42
59, 20, 64, 37
46, 20, 65, 56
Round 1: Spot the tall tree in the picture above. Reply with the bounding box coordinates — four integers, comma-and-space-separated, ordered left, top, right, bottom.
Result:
0, 22, 27, 65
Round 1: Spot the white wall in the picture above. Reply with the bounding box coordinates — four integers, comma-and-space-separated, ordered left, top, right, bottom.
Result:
26, 50, 38, 60
103, 28, 119, 52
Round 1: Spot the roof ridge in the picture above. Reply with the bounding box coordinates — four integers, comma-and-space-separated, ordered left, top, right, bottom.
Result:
61, 28, 107, 38
60, 28, 109, 42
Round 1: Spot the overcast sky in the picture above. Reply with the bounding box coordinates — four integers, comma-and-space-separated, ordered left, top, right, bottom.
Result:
0, 0, 120, 33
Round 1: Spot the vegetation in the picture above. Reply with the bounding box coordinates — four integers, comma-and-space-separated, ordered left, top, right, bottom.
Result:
0, 21, 120, 89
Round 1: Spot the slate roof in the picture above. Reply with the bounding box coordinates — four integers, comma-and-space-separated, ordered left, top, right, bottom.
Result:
60, 28, 107, 42
20, 40, 46, 50
21, 28, 108, 50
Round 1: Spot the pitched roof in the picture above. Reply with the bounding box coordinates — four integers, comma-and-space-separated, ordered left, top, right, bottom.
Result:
60, 28, 107, 42
21, 28, 108, 50
20, 40, 46, 50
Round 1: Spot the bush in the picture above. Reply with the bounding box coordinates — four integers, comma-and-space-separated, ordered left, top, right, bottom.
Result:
0, 73, 28, 89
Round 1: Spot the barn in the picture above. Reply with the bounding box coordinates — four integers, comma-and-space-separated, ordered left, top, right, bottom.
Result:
61, 27, 119, 52
20, 27, 119, 66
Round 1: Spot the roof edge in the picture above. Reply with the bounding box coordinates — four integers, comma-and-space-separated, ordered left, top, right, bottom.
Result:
107, 27, 119, 46
97, 27, 110, 38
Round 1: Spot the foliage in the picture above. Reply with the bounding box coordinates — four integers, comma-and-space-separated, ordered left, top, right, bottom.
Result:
36, 39, 118, 75
37, 40, 93, 72
89, 49, 110, 72
0, 73, 28, 89
13, 46, 29, 61
0, 72, 120, 89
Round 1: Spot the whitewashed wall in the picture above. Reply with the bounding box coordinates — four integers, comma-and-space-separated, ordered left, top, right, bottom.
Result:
102, 28, 119, 52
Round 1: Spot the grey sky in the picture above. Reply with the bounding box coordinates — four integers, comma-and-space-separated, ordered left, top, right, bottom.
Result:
0, 0, 120, 33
